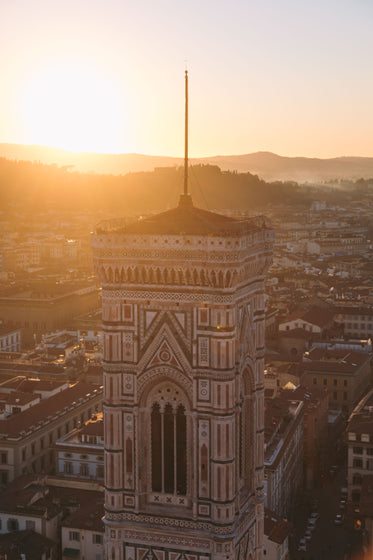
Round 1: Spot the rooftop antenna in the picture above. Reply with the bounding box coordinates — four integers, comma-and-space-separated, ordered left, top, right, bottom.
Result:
180, 68, 192, 207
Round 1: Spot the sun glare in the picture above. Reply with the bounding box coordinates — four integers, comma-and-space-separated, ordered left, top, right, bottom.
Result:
19, 63, 127, 153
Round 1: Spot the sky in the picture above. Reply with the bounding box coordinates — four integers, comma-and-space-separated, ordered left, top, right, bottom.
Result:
1, 0, 373, 158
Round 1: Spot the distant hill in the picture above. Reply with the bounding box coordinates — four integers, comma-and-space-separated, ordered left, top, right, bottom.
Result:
0, 158, 312, 215
1, 143, 373, 181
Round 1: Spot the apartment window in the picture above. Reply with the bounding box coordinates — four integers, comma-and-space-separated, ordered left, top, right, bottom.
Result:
313, 377, 317, 385
343, 392, 348, 401
353, 473, 362, 485
323, 379, 327, 386
353, 447, 363, 455
96, 465, 104, 479
333, 392, 338, 401
333, 379, 338, 387
1, 453, 7, 465
7, 519, 19, 532
69, 531, 80, 541
353, 458, 363, 468
366, 459, 373, 470
49, 433, 53, 445
80, 463, 89, 477
31, 443, 35, 456
64, 462, 73, 475
57, 428, 61, 438
367, 448, 373, 456
22, 449, 26, 461
26, 520, 35, 530
362, 434, 370, 443
40, 437, 44, 450
92, 534, 103, 544
0, 471, 8, 484
343, 380, 348, 387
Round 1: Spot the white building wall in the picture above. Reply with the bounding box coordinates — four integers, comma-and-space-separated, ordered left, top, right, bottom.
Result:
61, 526, 104, 560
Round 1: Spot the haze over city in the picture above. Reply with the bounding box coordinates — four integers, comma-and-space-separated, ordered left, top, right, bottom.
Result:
0, 2, 373, 560
2, 0, 373, 158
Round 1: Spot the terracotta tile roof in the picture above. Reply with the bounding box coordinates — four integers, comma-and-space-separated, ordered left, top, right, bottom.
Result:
117, 198, 270, 236
280, 306, 334, 328
279, 328, 313, 339
81, 414, 103, 436
0, 475, 103, 527
264, 508, 292, 544
304, 348, 368, 374
0, 530, 57, 560
0, 382, 102, 439
347, 412, 373, 435
277, 362, 304, 378
281, 386, 328, 408
62, 499, 104, 532
334, 305, 373, 317
3, 391, 39, 406
302, 307, 335, 327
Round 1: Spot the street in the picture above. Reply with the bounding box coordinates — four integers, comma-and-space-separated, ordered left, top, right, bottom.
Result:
290, 466, 364, 560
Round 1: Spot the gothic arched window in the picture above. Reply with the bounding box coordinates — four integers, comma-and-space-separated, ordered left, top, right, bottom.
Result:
151, 402, 187, 495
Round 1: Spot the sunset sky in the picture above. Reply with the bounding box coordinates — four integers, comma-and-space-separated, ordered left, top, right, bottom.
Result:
1, 0, 372, 158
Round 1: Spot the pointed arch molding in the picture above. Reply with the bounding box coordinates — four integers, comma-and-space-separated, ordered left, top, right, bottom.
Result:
240, 360, 256, 395
138, 365, 193, 405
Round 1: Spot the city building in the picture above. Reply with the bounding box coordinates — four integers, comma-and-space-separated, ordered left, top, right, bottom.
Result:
0, 378, 103, 483
0, 474, 102, 556
0, 326, 21, 352
0, 280, 100, 346
55, 413, 104, 481
61, 500, 104, 560
263, 396, 304, 518
263, 509, 291, 560
334, 306, 373, 340
304, 347, 371, 415
346, 389, 373, 503
281, 386, 329, 489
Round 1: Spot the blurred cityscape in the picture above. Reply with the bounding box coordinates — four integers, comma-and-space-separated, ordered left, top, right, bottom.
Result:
0, 167, 372, 559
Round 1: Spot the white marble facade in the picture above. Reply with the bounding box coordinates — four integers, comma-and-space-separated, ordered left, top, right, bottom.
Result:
91, 202, 274, 560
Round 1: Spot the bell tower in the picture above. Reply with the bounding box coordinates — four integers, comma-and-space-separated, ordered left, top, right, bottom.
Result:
91, 73, 274, 560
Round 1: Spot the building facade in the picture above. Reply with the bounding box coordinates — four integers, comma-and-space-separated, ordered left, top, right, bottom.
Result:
56, 413, 104, 481
0, 378, 103, 484
92, 195, 274, 560
304, 347, 371, 415
263, 396, 304, 518
346, 389, 373, 504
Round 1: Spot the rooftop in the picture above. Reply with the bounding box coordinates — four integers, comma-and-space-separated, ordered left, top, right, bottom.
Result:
0, 382, 102, 439
264, 508, 292, 544
96, 196, 272, 237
